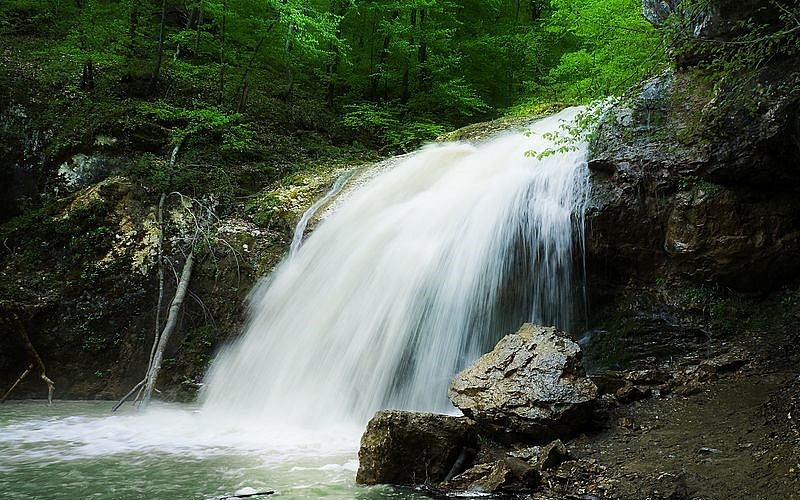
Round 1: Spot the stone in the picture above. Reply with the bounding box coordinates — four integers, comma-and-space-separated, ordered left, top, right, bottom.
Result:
538, 439, 570, 470
355, 410, 476, 486
615, 382, 650, 404
626, 368, 671, 385
448, 323, 598, 442
506, 439, 569, 472
586, 65, 800, 295
590, 372, 627, 395
446, 457, 540, 493
642, 0, 782, 41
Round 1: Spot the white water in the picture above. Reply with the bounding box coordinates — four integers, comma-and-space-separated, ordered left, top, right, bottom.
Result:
0, 401, 402, 500
290, 168, 356, 256
201, 107, 592, 426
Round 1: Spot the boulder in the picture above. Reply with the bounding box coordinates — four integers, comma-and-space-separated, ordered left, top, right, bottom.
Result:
356, 410, 476, 486
448, 323, 598, 442
538, 439, 570, 471
509, 438, 571, 471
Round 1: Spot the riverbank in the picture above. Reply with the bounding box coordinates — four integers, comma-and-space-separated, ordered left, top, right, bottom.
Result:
528, 288, 800, 499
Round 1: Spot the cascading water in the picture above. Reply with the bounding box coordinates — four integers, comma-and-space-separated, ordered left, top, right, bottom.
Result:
290, 168, 355, 256
201, 106, 593, 426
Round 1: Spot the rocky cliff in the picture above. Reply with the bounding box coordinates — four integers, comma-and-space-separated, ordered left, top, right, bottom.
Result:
582, 0, 799, 368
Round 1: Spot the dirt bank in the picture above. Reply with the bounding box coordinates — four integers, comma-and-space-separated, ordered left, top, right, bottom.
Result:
534, 294, 800, 499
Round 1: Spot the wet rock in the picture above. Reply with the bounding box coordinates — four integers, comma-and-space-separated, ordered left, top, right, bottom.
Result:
356, 410, 476, 486
57, 153, 127, 191
446, 457, 540, 493
590, 372, 627, 396
615, 382, 650, 404
587, 65, 800, 295
643, 0, 783, 42
626, 368, 671, 385
449, 323, 598, 442
508, 439, 570, 472
538, 439, 570, 470
650, 472, 689, 499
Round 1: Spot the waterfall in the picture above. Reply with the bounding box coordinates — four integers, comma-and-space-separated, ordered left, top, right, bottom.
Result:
201, 107, 592, 427
290, 168, 355, 257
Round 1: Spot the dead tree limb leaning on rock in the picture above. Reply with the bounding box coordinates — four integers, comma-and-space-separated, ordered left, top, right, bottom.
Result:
140, 250, 195, 409
113, 192, 169, 413
0, 309, 55, 404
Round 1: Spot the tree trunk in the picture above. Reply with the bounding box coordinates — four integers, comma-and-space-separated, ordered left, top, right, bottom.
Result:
79, 59, 94, 90
194, 0, 204, 53
283, 23, 296, 99
140, 251, 195, 409
418, 9, 429, 91
326, 2, 345, 107
401, 9, 416, 104
237, 33, 269, 112
370, 12, 397, 100
218, 0, 227, 105
150, 0, 168, 91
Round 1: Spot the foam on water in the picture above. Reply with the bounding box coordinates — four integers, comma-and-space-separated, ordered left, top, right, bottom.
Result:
0, 403, 360, 464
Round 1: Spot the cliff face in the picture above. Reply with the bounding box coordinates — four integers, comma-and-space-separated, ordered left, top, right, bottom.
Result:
587, 68, 800, 293
583, 1, 799, 361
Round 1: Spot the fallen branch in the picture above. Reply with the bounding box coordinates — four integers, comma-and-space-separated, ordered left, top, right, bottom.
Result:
218, 491, 274, 500
1, 364, 32, 403
149, 192, 167, 370
111, 378, 145, 412
4, 311, 55, 404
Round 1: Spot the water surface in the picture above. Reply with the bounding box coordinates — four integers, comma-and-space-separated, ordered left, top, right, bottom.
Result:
0, 401, 427, 500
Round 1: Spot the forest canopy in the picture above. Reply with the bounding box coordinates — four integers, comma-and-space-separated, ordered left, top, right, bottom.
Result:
0, 0, 664, 150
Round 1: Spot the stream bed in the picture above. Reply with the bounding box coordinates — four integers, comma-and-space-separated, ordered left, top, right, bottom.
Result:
0, 401, 427, 500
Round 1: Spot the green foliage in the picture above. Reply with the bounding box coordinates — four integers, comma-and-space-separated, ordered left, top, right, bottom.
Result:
0, 0, 62, 35
536, 0, 667, 104
524, 100, 613, 159
342, 103, 446, 151
2, 0, 666, 157
138, 102, 252, 146
245, 192, 283, 227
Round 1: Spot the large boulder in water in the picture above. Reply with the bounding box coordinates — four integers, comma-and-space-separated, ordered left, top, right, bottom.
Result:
356, 410, 477, 486
448, 323, 597, 442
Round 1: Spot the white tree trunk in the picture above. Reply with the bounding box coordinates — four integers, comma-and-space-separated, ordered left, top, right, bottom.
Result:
140, 251, 195, 408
